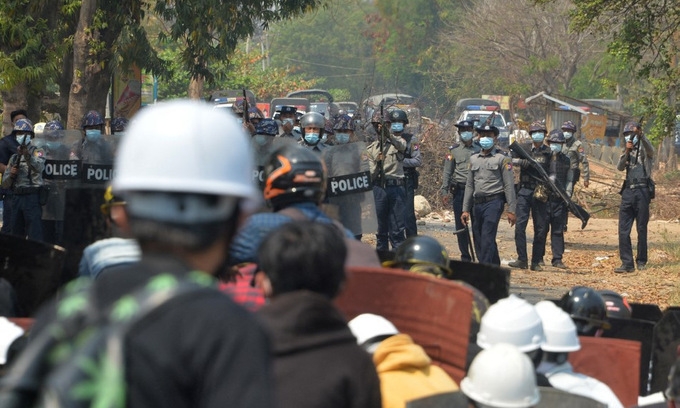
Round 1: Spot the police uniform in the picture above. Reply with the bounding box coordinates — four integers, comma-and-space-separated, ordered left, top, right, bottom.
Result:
440, 141, 481, 262
512, 144, 552, 269
617, 134, 654, 272
278, 106, 300, 141
462, 148, 516, 265
540, 148, 572, 268
564, 138, 590, 197
298, 138, 328, 154
1, 144, 46, 240
366, 132, 407, 251
402, 132, 422, 237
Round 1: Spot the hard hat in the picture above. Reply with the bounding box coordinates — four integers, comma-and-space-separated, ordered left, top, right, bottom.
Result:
597, 289, 632, 319
111, 117, 129, 133
389, 109, 409, 124
81, 110, 104, 128
263, 144, 326, 211
559, 286, 611, 336
113, 100, 258, 222
13, 118, 34, 134
333, 114, 355, 131
534, 300, 580, 353
560, 121, 577, 132
528, 121, 546, 133
383, 235, 452, 277
477, 294, 545, 352
547, 129, 566, 144
348, 313, 399, 347
460, 343, 540, 408
255, 119, 279, 136
299, 112, 325, 129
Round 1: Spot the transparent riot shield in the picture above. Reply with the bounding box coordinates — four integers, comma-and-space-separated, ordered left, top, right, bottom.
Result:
71, 132, 115, 186
322, 142, 377, 236
251, 136, 297, 193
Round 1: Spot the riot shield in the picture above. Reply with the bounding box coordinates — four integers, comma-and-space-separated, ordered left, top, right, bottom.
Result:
650, 308, 680, 394
0, 233, 66, 317
334, 266, 473, 384
71, 134, 115, 186
446, 259, 510, 305
602, 317, 656, 395
569, 336, 641, 407
631, 302, 664, 322
322, 142, 377, 236
251, 137, 296, 192
405, 391, 469, 408
536, 387, 606, 408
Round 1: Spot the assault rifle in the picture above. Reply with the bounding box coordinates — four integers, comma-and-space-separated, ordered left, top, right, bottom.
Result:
376, 100, 388, 189
510, 141, 590, 229
9, 135, 30, 189
242, 89, 249, 125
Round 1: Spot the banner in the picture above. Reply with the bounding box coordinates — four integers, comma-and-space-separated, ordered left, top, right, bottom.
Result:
113, 65, 142, 118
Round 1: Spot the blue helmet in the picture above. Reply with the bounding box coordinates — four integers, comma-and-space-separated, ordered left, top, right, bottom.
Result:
255, 119, 279, 136
623, 121, 640, 133
111, 117, 129, 133
81, 110, 104, 129
561, 121, 577, 132
13, 118, 34, 134
44, 120, 64, 131
247, 107, 264, 120
333, 114, 355, 131
548, 129, 566, 143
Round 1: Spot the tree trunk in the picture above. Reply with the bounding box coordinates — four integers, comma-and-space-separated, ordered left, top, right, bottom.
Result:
1, 84, 29, 136
188, 76, 204, 100
68, 0, 99, 129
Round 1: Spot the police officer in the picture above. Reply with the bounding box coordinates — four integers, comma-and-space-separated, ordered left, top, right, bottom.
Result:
539, 130, 573, 269
41, 120, 71, 245
508, 121, 552, 271
389, 109, 421, 237
278, 106, 300, 140
366, 111, 407, 251
561, 121, 590, 195
615, 121, 654, 273
440, 120, 480, 262
71, 110, 114, 164
1, 119, 45, 240
298, 112, 328, 154
461, 125, 516, 265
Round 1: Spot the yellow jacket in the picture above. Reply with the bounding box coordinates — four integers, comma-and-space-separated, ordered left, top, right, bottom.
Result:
373, 334, 459, 408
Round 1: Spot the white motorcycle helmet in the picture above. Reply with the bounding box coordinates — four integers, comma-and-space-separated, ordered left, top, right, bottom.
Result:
477, 294, 545, 352
534, 301, 580, 353
461, 343, 540, 408
348, 313, 399, 353
113, 100, 259, 224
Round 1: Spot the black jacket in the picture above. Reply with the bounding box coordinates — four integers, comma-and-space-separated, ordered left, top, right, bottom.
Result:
258, 290, 382, 408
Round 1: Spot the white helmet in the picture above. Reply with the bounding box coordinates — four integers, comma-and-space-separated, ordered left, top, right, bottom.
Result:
348, 313, 399, 347
477, 294, 545, 352
113, 100, 259, 222
534, 301, 580, 353
461, 343, 540, 408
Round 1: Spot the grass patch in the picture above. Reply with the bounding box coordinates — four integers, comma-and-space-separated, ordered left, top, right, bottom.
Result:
661, 229, 680, 306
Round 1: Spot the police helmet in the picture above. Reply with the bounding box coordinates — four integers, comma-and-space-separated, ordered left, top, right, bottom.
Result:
324, 118, 335, 135
389, 109, 409, 124
263, 144, 326, 211
231, 99, 245, 114
559, 286, 611, 336
334, 114, 355, 131
475, 124, 500, 136
81, 110, 104, 129
623, 121, 640, 133
455, 120, 475, 129
561, 121, 577, 132
248, 107, 264, 120
111, 117, 129, 133
255, 119, 279, 136
597, 289, 632, 319
547, 129, 565, 143
528, 121, 546, 133
44, 120, 64, 131
13, 118, 34, 134
383, 235, 452, 277
300, 112, 326, 138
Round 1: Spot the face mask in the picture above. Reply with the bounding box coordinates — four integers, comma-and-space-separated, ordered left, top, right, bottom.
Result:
550, 143, 562, 153
563, 131, 573, 139
390, 122, 404, 133
336, 133, 350, 144
16, 135, 31, 145
460, 131, 473, 142
293, 126, 301, 134
85, 129, 102, 142
479, 136, 494, 150
253, 135, 269, 146
531, 132, 545, 143
282, 118, 294, 126
625, 134, 639, 144
304, 132, 320, 145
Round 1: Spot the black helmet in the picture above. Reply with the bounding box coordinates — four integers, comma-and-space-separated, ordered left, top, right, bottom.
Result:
383, 236, 452, 277
559, 286, 611, 336
597, 289, 632, 319
389, 109, 409, 124
263, 144, 326, 211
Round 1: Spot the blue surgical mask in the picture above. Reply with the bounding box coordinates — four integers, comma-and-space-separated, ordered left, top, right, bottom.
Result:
282, 118, 295, 126
336, 133, 350, 144
563, 131, 573, 139
253, 135, 269, 146
460, 131, 473, 142
625, 134, 639, 144
531, 132, 545, 143
479, 136, 494, 150
85, 129, 102, 142
390, 122, 404, 133
550, 143, 562, 153
16, 135, 31, 145
304, 132, 320, 145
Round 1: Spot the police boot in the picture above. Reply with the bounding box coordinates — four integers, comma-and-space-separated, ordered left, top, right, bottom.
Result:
508, 260, 528, 269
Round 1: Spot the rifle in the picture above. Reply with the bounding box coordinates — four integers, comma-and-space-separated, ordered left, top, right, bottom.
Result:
510, 141, 590, 229
242, 89, 249, 125
376, 100, 387, 189
9, 135, 30, 189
